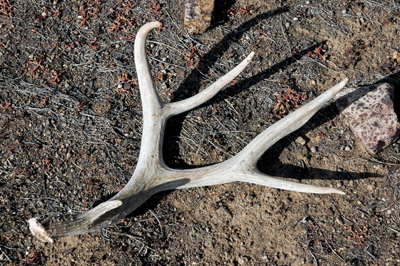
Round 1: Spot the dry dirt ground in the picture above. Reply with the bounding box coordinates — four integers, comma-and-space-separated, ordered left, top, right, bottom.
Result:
1, 0, 400, 265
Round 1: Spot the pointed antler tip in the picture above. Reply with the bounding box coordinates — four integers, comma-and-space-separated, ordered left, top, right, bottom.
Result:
144, 21, 162, 30
323, 187, 345, 195
28, 218, 54, 243
136, 21, 162, 38
247, 52, 255, 62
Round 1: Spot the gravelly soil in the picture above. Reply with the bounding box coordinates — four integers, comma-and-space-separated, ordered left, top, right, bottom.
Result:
1, 0, 400, 265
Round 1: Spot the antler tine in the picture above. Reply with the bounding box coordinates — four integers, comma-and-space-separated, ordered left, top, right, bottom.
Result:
133, 21, 255, 118
166, 52, 255, 117
231, 78, 348, 167
134, 21, 164, 111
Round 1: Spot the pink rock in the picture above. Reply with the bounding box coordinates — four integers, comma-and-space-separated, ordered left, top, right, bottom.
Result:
336, 83, 400, 154
184, 0, 214, 34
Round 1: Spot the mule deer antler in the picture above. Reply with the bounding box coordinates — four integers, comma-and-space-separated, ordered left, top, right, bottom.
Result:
28, 21, 348, 243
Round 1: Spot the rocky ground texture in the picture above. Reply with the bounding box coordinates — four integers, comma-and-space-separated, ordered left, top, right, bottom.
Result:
1, 0, 400, 265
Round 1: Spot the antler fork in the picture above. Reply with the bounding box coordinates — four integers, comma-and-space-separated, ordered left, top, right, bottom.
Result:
29, 21, 347, 243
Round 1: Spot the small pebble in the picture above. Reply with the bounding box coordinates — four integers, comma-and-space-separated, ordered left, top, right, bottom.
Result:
366, 183, 376, 192
336, 216, 344, 225
124, 83, 131, 90
247, 194, 255, 201
295, 136, 306, 146
310, 146, 317, 153
326, 208, 334, 216
62, 248, 76, 256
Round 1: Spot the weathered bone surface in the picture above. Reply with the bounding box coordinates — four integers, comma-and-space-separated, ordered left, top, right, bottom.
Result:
28, 21, 348, 243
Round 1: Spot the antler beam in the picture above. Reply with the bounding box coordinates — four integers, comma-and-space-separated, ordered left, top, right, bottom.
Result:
28, 21, 348, 243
